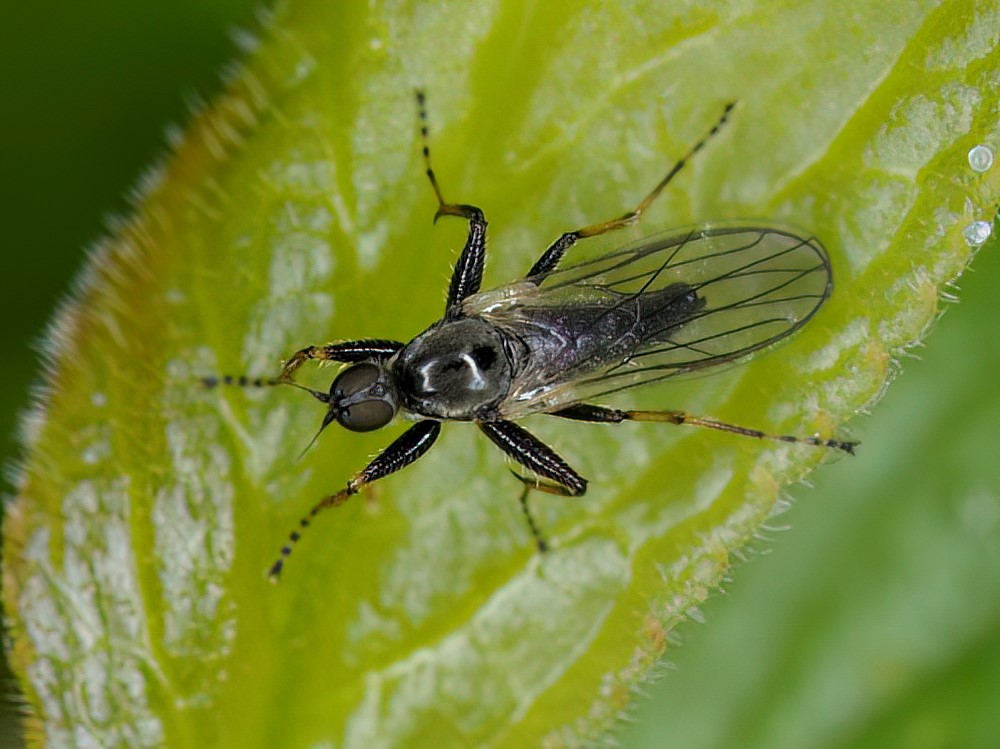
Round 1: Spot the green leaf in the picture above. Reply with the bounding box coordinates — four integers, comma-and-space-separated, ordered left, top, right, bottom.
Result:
3, 1, 995, 747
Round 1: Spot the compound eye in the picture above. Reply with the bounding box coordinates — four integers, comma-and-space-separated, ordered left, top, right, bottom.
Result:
338, 399, 395, 432
332, 363, 380, 399
330, 363, 397, 432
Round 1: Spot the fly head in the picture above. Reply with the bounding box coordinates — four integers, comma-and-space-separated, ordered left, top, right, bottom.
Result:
327, 362, 399, 432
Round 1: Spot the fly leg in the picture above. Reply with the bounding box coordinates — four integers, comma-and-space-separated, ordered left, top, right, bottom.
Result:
268, 420, 441, 581
416, 90, 488, 312
527, 102, 737, 281
275, 339, 404, 382
550, 404, 858, 454
513, 480, 550, 553
479, 420, 588, 552
201, 338, 404, 390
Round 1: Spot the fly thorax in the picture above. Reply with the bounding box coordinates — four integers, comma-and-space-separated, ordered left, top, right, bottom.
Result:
395, 317, 513, 419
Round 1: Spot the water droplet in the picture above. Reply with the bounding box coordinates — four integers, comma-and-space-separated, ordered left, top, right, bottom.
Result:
968, 145, 994, 172
962, 220, 992, 247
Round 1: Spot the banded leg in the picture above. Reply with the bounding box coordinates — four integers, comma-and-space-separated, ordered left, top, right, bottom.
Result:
479, 420, 587, 552
551, 403, 858, 455
527, 101, 737, 281
201, 339, 404, 390
515, 481, 549, 553
268, 419, 441, 581
479, 420, 589, 496
277, 339, 404, 381
416, 90, 488, 312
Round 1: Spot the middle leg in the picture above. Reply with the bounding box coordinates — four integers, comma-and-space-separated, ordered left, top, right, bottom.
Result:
526, 102, 737, 281
479, 420, 588, 551
479, 420, 589, 496
416, 90, 488, 312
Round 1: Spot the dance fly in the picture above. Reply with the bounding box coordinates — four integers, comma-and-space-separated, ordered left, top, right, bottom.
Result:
205, 92, 857, 580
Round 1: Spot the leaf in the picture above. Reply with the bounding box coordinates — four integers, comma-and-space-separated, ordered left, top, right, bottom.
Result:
3, 1, 996, 747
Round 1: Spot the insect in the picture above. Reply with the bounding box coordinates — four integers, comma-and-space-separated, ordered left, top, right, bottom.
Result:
206, 92, 857, 580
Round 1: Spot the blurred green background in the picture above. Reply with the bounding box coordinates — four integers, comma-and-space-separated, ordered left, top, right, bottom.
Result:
1, 2, 996, 748
0, 2, 261, 745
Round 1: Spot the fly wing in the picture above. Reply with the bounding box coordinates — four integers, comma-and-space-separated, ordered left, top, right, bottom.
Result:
464, 225, 832, 419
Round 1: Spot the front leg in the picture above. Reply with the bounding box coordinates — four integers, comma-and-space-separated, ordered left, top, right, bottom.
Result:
277, 339, 404, 382
269, 419, 442, 580
202, 339, 405, 391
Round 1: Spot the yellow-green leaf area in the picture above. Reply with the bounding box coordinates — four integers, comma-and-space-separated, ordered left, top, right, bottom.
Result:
3, 1, 996, 748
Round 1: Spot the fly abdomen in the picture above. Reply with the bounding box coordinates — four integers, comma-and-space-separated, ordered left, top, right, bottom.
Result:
498, 281, 704, 386
636, 281, 705, 343
582, 281, 704, 361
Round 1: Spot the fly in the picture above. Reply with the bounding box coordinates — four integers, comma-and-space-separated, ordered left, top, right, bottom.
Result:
206, 92, 857, 580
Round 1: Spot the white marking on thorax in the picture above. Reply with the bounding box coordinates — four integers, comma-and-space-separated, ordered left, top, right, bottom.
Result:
460, 353, 488, 389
